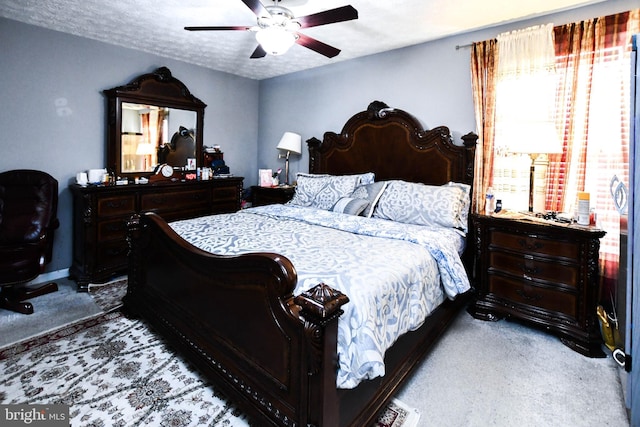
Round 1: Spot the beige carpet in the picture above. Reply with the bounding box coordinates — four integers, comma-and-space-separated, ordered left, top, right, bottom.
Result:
0, 277, 101, 348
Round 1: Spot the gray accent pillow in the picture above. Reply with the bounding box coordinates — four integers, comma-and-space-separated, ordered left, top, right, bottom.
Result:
350, 181, 388, 218
332, 197, 370, 215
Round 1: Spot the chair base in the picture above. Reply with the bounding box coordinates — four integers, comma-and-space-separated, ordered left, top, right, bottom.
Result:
0, 282, 58, 315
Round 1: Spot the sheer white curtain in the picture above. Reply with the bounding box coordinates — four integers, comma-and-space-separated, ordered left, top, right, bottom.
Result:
492, 24, 559, 211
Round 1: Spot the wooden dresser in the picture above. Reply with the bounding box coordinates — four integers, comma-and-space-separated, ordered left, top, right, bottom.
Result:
468, 213, 607, 357
70, 178, 243, 290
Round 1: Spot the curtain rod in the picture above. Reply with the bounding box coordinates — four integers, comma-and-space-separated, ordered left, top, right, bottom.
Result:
455, 43, 473, 50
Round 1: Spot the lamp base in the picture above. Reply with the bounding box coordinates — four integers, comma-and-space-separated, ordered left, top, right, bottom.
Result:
527, 153, 540, 212
279, 151, 291, 186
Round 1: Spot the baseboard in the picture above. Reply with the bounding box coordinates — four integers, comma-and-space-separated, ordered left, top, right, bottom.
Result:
28, 268, 70, 285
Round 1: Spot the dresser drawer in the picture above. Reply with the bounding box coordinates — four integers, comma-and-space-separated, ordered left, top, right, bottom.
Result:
95, 240, 129, 272
97, 195, 136, 217
488, 274, 577, 318
490, 230, 579, 260
140, 189, 209, 214
97, 218, 128, 242
70, 178, 244, 290
489, 251, 578, 288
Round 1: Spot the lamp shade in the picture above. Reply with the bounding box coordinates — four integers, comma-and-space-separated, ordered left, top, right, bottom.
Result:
276, 132, 302, 154
504, 120, 563, 155
135, 143, 155, 155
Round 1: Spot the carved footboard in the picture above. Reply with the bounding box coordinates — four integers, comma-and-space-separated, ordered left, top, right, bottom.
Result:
124, 212, 349, 427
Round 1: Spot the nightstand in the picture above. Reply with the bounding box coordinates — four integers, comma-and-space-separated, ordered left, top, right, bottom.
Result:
251, 185, 296, 207
468, 213, 607, 357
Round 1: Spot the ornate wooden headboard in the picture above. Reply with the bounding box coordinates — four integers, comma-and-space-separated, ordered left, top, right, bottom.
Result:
308, 100, 477, 187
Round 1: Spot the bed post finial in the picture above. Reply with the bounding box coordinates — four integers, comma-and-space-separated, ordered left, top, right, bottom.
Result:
295, 283, 349, 322
367, 100, 394, 119
294, 283, 349, 376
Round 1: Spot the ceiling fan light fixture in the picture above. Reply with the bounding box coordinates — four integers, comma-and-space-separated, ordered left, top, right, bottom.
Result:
255, 27, 297, 55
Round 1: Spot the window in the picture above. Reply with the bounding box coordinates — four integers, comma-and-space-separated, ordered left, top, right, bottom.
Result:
473, 10, 639, 293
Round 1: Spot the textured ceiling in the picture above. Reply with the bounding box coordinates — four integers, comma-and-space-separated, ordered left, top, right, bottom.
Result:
1, 0, 603, 80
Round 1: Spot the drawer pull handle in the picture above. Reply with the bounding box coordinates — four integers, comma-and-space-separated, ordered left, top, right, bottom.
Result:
517, 238, 543, 251
106, 200, 126, 208
519, 264, 538, 275
516, 289, 542, 302
105, 247, 127, 256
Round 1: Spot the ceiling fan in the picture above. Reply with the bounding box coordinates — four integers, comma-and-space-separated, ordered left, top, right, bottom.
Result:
184, 0, 358, 58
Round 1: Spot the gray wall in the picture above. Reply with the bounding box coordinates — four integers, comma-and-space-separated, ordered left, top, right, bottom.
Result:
257, 0, 638, 181
0, 0, 635, 276
0, 17, 259, 274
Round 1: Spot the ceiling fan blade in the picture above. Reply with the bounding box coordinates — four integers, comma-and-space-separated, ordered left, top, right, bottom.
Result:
295, 33, 341, 58
297, 5, 358, 29
250, 45, 267, 59
185, 26, 252, 31
241, 0, 270, 18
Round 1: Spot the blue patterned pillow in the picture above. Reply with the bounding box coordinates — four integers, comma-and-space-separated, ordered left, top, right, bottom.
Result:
288, 173, 373, 210
372, 180, 469, 231
358, 172, 375, 185
350, 181, 388, 218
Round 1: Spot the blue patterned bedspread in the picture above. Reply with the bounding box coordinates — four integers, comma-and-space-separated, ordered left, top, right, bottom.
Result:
169, 204, 470, 389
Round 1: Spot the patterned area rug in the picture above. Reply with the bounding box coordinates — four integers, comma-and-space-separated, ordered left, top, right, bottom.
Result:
0, 279, 419, 426
373, 398, 421, 427
88, 277, 128, 312
0, 312, 250, 426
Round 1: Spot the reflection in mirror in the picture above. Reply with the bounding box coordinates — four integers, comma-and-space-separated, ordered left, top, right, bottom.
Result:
120, 103, 197, 173
105, 67, 206, 179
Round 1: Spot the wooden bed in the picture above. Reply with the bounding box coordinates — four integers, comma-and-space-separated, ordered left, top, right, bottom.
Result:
124, 101, 477, 426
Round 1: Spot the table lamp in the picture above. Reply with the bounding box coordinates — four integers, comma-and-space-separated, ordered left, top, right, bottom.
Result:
508, 123, 563, 212
135, 143, 155, 172
276, 132, 302, 185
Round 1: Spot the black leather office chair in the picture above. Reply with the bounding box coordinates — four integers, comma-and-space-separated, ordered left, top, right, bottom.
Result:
0, 169, 60, 314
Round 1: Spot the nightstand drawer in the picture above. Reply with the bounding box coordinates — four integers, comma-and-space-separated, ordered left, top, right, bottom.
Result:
488, 274, 577, 318
212, 185, 238, 201
469, 213, 606, 357
251, 185, 296, 206
490, 230, 579, 260
489, 251, 578, 288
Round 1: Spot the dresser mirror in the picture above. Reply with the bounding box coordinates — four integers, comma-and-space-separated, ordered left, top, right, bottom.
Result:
105, 67, 206, 179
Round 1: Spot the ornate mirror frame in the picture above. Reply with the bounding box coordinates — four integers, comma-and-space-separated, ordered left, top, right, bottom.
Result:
105, 67, 206, 179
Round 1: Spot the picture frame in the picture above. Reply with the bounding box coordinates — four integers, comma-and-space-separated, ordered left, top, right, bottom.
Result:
259, 169, 273, 187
